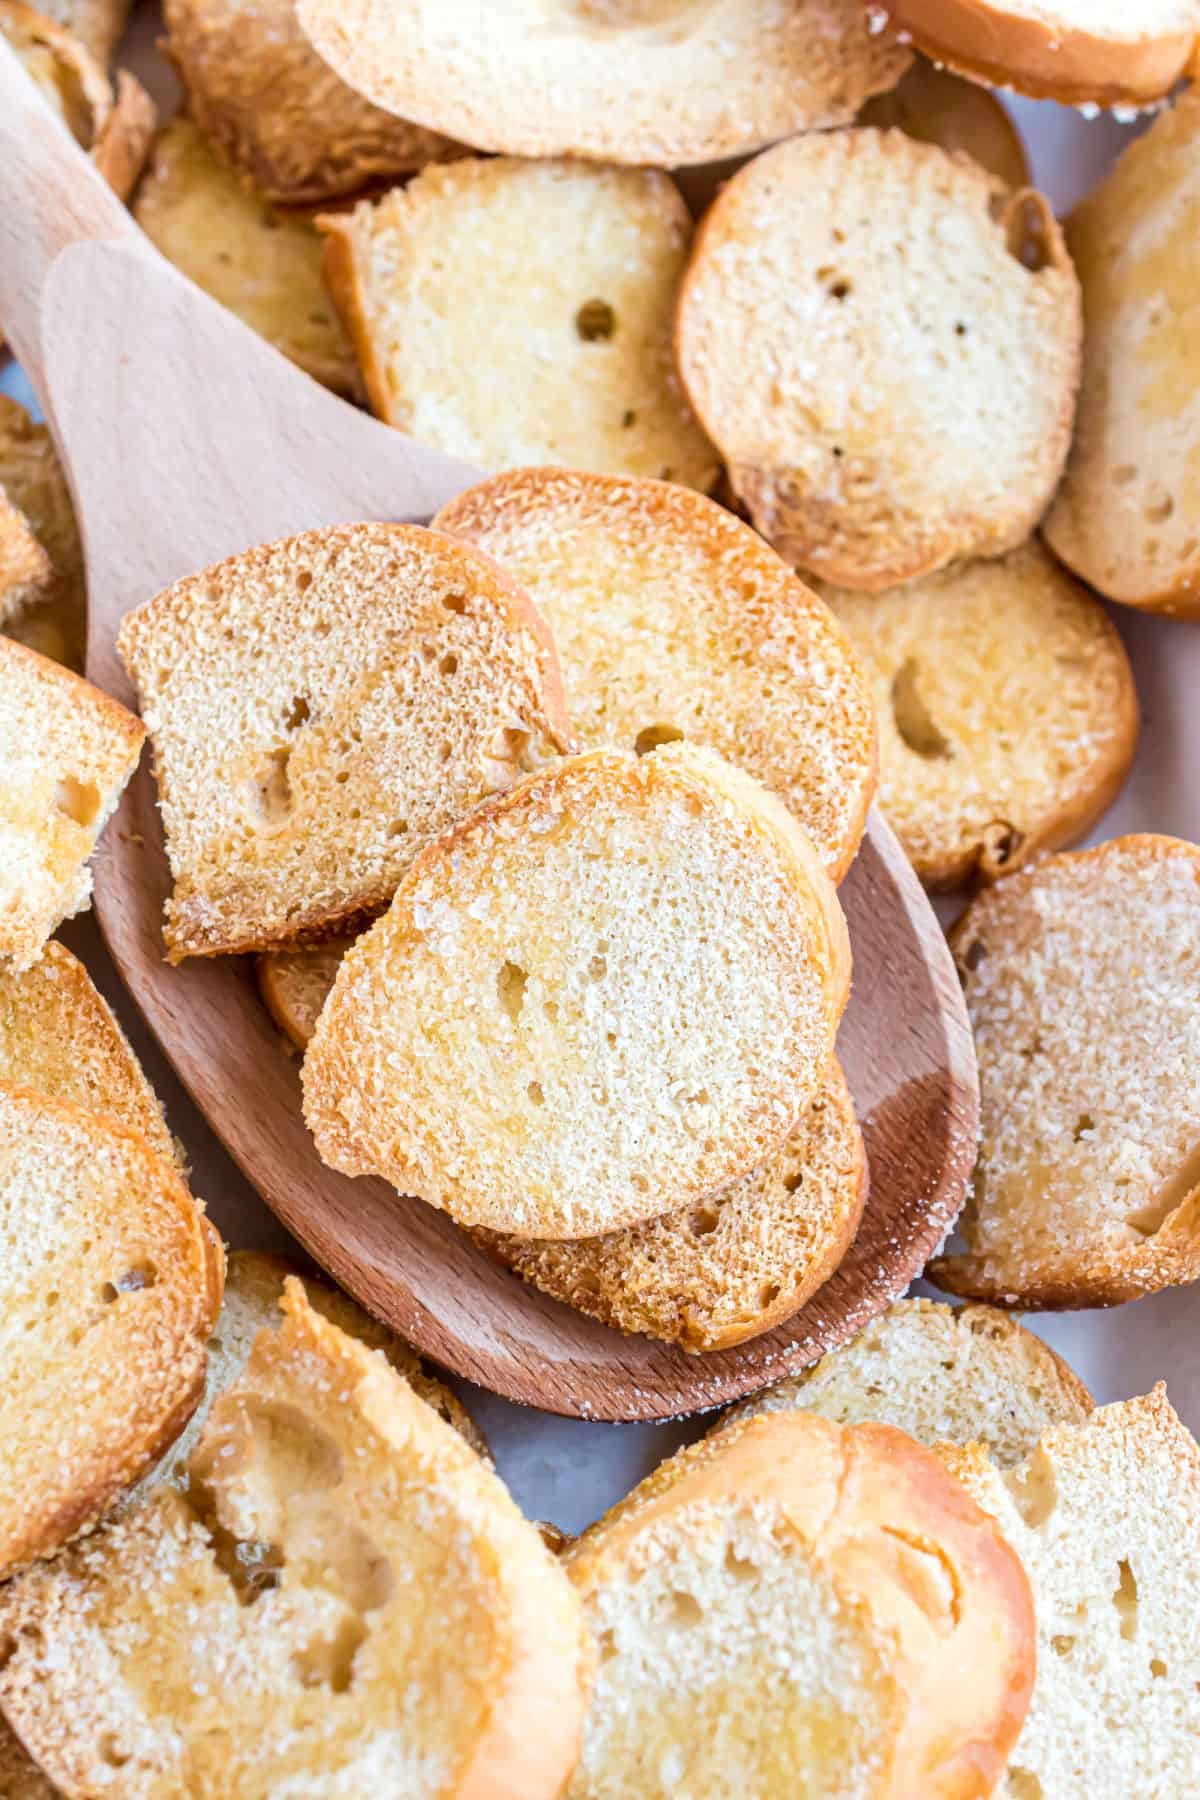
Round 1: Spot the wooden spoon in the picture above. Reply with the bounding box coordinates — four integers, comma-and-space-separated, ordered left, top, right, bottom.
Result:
0, 51, 978, 1421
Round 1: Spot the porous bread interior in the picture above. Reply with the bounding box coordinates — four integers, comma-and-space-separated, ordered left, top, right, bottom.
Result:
0, 1285, 586, 1800
677, 129, 1079, 589
567, 1507, 890, 1800
0, 489, 50, 625
859, 57, 1029, 189
437, 469, 875, 882
302, 744, 848, 1239
133, 118, 359, 397
937, 838, 1200, 1302
321, 159, 717, 490
1045, 93, 1200, 611
942, 1387, 1200, 1799
730, 1298, 1092, 1465
0, 393, 86, 670
482, 1060, 865, 1352
295, 0, 908, 166
821, 541, 1136, 886
0, 637, 143, 970
116, 523, 569, 959
258, 936, 354, 1050
0, 1083, 211, 1574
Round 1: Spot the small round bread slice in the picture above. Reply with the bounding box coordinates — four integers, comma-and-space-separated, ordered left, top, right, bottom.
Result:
1044, 93, 1200, 618
319, 159, 717, 491
932, 836, 1200, 1308
676, 128, 1081, 591
726, 1296, 1092, 1464
295, 0, 909, 167
0, 1082, 217, 1577
859, 55, 1029, 189
564, 1411, 1034, 1799
880, 1, 1200, 106
303, 743, 851, 1239
436, 468, 876, 883
162, 0, 460, 203
821, 541, 1138, 888
0, 393, 86, 672
257, 934, 355, 1050
479, 1058, 866, 1353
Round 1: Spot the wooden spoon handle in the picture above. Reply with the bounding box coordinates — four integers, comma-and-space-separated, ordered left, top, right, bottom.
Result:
0, 36, 137, 404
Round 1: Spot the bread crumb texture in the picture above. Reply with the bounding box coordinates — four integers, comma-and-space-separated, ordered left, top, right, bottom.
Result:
295, 0, 909, 165
565, 1410, 1033, 1798
437, 468, 876, 883
729, 1296, 1092, 1463
117, 522, 572, 959
302, 743, 850, 1238
942, 1386, 1200, 1798
822, 541, 1137, 887
0, 393, 86, 671
0, 1282, 588, 1800
1045, 92, 1200, 616
319, 159, 718, 489
0, 636, 144, 970
677, 128, 1080, 589
934, 836, 1200, 1305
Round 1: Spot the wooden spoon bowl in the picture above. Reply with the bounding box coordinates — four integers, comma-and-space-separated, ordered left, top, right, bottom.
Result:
0, 55, 978, 1419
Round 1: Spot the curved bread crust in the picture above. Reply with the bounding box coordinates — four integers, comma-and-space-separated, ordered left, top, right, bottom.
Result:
0, 635, 144, 970
0, 488, 50, 626
0, 1721, 54, 1800
295, 0, 909, 167
436, 468, 876, 883
320, 160, 717, 492
1044, 93, 1200, 618
0, 394, 86, 672
37, 0, 129, 62
821, 542, 1138, 888
162, 0, 460, 202
727, 1296, 1092, 1464
860, 56, 1029, 188
565, 1411, 1034, 1798
0, 1083, 217, 1577
257, 935, 354, 1050
676, 129, 1080, 591
882, 0, 1199, 105
302, 743, 851, 1239
940, 1387, 1200, 1798
933, 836, 1200, 1307
0, 1283, 589, 1800
116, 522, 573, 960
133, 118, 361, 399
478, 1059, 866, 1353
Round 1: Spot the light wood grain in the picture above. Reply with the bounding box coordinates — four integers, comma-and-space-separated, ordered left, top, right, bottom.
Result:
0, 42, 979, 1418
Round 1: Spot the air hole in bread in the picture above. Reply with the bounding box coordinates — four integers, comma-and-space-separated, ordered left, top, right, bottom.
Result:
238, 1400, 344, 1491
528, 1080, 545, 1106
99, 1735, 130, 1769
827, 279, 851, 301
1005, 1445, 1057, 1529
439, 742, 453, 764
1008, 1771, 1044, 1799
622, 408, 637, 428
1145, 494, 1175, 523
575, 298, 617, 342
758, 1281, 781, 1309
981, 822, 1025, 870
293, 1616, 368, 1694
667, 1589, 704, 1628
442, 592, 468, 614
389, 818, 409, 837
251, 748, 293, 826
891, 658, 952, 760
724, 1544, 760, 1582
688, 1205, 720, 1236
1051, 1634, 1075, 1657
1020, 1036, 1044, 1059
782, 1167, 804, 1194
440, 652, 459, 676
1073, 1113, 1095, 1142
1112, 465, 1138, 486
633, 723, 685, 757
588, 951, 607, 981
284, 696, 310, 729
1151, 1658, 1168, 1678
296, 570, 313, 592
1112, 1559, 1138, 1640
955, 321, 968, 338
101, 1263, 158, 1303
1003, 191, 1053, 274
203, 1523, 285, 1606
962, 938, 988, 972
54, 775, 101, 828
497, 960, 527, 1022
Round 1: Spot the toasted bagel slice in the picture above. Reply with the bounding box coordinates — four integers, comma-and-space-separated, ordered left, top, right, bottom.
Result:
436, 469, 876, 883
1044, 93, 1200, 618
933, 836, 1200, 1307
117, 523, 572, 960
880, 1, 1199, 106
0, 1282, 589, 1800
676, 129, 1080, 591
295, 0, 909, 167
303, 743, 850, 1239
564, 1411, 1034, 1798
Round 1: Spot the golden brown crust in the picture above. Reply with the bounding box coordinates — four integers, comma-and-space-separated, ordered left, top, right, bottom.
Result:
884, 0, 1198, 105
859, 55, 1030, 188
0, 489, 51, 626
0, 395, 86, 673
90, 68, 156, 200
255, 935, 354, 1050
317, 209, 393, 417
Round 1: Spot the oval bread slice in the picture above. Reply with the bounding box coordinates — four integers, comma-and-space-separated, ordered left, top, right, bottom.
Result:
932, 836, 1200, 1307
0, 393, 86, 671
116, 523, 573, 960
880, 0, 1200, 106
1044, 93, 1200, 618
162, 0, 460, 203
319, 159, 717, 492
258, 935, 353, 1050
295, 0, 909, 167
860, 55, 1030, 188
0, 1082, 217, 1577
302, 743, 851, 1239
564, 1411, 1034, 1798
727, 1296, 1093, 1465
821, 542, 1138, 888
436, 469, 876, 883
0, 1281, 589, 1800
676, 128, 1081, 591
